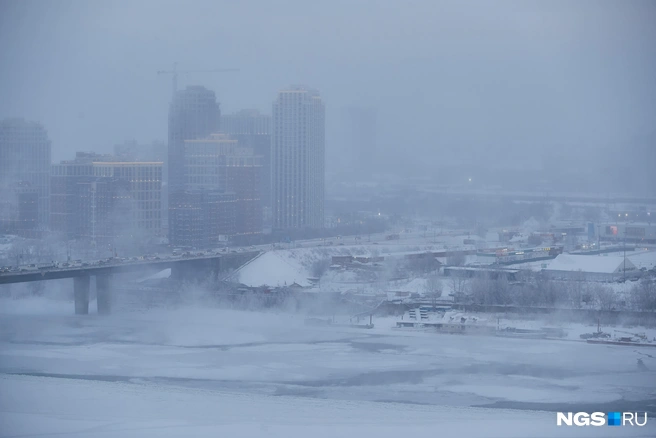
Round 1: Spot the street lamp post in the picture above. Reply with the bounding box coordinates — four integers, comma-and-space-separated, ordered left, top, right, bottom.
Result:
623, 213, 628, 282
623, 233, 626, 282
597, 224, 601, 253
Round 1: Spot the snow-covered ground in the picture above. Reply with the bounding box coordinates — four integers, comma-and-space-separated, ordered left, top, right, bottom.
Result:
629, 249, 656, 270
233, 237, 481, 289
391, 310, 656, 342
231, 237, 656, 297
7, 374, 648, 438
510, 248, 656, 272
236, 251, 312, 287
1, 298, 656, 437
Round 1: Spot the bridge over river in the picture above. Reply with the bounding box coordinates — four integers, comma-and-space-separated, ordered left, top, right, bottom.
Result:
0, 251, 260, 315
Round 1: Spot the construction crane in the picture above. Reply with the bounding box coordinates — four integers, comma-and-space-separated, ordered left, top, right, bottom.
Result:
157, 62, 239, 98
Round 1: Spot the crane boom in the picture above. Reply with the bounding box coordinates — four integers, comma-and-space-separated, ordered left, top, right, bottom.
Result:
157, 63, 239, 97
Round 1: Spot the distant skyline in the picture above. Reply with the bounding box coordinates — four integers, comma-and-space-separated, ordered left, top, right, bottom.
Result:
1, 0, 655, 181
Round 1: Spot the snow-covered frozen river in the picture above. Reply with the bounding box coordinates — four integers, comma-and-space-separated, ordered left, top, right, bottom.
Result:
1, 298, 655, 437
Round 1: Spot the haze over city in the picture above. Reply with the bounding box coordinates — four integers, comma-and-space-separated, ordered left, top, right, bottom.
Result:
1, 1, 656, 437
2, 0, 655, 192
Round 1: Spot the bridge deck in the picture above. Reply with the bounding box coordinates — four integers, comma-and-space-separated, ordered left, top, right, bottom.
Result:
0, 251, 260, 285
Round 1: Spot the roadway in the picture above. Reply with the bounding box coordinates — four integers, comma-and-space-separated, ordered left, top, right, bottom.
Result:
0, 250, 261, 285
0, 229, 474, 286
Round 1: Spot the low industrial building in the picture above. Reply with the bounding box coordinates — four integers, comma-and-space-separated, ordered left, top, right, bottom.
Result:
599, 222, 656, 244
542, 254, 638, 282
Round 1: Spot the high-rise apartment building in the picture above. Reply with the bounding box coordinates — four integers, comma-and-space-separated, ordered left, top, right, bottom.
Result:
221, 110, 272, 213
0, 182, 39, 238
184, 134, 238, 192
51, 152, 162, 244
169, 190, 236, 249
168, 86, 220, 240
0, 118, 51, 228
114, 139, 168, 229
271, 86, 325, 230
168, 86, 219, 192
184, 133, 263, 236
221, 109, 270, 136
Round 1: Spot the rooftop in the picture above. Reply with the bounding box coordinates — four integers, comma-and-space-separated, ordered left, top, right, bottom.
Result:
545, 254, 636, 274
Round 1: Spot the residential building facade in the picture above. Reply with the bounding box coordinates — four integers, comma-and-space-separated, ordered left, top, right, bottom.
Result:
271, 87, 325, 230
0, 118, 51, 228
221, 110, 272, 215
184, 133, 263, 237
51, 153, 162, 244
169, 189, 236, 249
0, 182, 39, 238
168, 86, 220, 240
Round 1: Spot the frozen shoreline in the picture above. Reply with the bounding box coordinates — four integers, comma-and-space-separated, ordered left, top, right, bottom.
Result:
2, 299, 656, 437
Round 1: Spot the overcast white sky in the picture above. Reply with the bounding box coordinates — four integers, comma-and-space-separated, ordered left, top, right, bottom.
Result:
1, 0, 655, 172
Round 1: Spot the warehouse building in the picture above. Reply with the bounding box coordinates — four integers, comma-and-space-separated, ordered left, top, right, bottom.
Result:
543, 254, 638, 282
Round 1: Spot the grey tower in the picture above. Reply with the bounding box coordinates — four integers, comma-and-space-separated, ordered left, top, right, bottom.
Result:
272, 87, 325, 230
0, 118, 51, 228
221, 109, 271, 211
168, 86, 220, 192
167, 86, 219, 239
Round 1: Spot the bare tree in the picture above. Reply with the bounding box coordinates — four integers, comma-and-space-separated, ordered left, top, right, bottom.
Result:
595, 285, 618, 311
531, 273, 566, 307
406, 254, 440, 275
469, 275, 489, 305
446, 251, 466, 267
310, 258, 331, 278
449, 273, 468, 301
510, 282, 538, 307
425, 274, 443, 309
566, 271, 588, 309
630, 278, 656, 312
469, 274, 511, 306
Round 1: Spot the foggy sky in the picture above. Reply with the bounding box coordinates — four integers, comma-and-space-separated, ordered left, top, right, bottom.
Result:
1, 0, 655, 174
